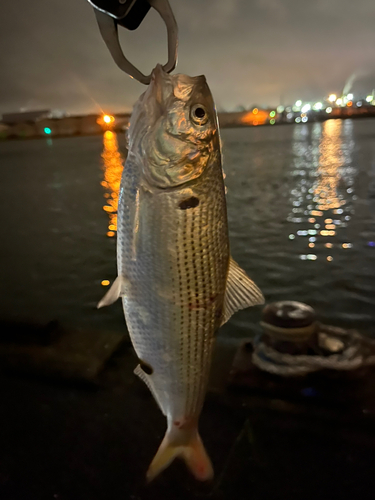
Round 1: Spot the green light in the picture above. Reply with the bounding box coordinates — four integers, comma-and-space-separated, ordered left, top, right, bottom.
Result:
270, 119, 276, 125
44, 127, 51, 135
270, 111, 276, 117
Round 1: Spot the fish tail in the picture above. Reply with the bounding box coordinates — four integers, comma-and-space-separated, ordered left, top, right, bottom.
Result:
147, 426, 213, 482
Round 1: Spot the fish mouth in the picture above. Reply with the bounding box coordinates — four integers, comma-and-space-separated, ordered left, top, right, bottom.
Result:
151, 64, 169, 85
150, 65, 207, 105
149, 64, 171, 103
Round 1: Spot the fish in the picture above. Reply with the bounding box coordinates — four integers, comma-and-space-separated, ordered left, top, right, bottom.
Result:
98, 64, 264, 481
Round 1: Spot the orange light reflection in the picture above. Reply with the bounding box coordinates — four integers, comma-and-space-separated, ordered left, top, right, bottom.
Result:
314, 120, 343, 212
101, 130, 124, 237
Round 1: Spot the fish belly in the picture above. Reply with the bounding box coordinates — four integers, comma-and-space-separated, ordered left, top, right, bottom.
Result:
117, 158, 229, 422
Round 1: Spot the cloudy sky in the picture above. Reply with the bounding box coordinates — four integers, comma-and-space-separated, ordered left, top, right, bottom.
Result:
0, 0, 375, 114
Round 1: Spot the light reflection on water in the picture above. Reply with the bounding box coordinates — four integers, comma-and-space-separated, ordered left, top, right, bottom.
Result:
288, 119, 356, 261
101, 130, 124, 237
0, 120, 374, 334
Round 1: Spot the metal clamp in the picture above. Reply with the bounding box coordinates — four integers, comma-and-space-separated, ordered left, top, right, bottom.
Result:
94, 0, 178, 84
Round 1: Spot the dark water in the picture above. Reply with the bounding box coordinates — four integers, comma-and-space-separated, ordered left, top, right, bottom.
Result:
0, 119, 374, 337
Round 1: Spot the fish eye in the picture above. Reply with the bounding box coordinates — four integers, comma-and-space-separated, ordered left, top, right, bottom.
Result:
191, 104, 208, 125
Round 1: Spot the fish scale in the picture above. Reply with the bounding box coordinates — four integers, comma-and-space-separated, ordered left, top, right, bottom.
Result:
118, 156, 228, 421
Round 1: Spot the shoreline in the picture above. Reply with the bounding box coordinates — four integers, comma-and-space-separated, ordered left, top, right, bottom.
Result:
1, 111, 375, 141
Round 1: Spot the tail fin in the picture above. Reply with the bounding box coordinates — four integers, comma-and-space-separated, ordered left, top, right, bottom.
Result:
147, 427, 213, 482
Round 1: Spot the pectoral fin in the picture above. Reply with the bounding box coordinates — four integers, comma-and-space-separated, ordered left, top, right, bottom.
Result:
221, 257, 264, 326
97, 275, 127, 309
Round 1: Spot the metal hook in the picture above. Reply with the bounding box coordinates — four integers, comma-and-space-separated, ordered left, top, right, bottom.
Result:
94, 0, 178, 85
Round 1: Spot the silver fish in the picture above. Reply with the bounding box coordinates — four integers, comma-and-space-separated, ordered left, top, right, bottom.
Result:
98, 64, 264, 481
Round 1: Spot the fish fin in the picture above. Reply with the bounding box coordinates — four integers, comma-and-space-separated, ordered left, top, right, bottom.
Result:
221, 257, 264, 326
97, 275, 127, 309
147, 428, 213, 482
134, 364, 166, 415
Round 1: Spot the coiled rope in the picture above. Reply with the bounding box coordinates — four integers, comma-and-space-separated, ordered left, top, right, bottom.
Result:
252, 324, 375, 377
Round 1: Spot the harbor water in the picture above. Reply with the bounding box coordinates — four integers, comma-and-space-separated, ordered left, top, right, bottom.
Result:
0, 118, 374, 338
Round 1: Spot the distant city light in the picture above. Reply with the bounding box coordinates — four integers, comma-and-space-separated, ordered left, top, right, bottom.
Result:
270, 119, 276, 125
101, 280, 110, 286
289, 234, 295, 240
347, 101, 353, 107
295, 117, 301, 123
44, 127, 51, 134
366, 95, 373, 102
336, 98, 343, 106
327, 256, 333, 262
313, 102, 323, 110
300, 254, 317, 261
326, 107, 332, 113
269, 110, 276, 117
252, 108, 258, 114
302, 116, 308, 122
301, 104, 311, 113
356, 101, 362, 107
347, 93, 353, 100
328, 94, 336, 102
295, 100, 302, 107
287, 112, 293, 119
103, 115, 113, 124
277, 105, 284, 113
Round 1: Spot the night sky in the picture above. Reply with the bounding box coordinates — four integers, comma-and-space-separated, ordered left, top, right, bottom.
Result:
0, 0, 374, 114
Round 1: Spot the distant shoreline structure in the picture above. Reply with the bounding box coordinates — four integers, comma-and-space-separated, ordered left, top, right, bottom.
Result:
1, 105, 375, 140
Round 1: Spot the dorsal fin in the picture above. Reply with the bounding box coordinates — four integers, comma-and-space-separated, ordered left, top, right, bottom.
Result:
221, 257, 264, 326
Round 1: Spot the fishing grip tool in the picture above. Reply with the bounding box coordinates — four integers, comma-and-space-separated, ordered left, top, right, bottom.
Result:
88, 0, 178, 84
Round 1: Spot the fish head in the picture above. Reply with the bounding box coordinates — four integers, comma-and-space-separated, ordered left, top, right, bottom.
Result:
132, 64, 220, 189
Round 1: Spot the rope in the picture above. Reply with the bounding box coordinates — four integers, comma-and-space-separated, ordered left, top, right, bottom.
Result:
251, 328, 375, 377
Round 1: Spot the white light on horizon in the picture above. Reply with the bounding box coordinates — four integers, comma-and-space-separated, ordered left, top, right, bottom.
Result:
301, 104, 311, 113
326, 107, 332, 113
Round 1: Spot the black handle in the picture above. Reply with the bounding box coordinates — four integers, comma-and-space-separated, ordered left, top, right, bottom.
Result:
88, 0, 151, 30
